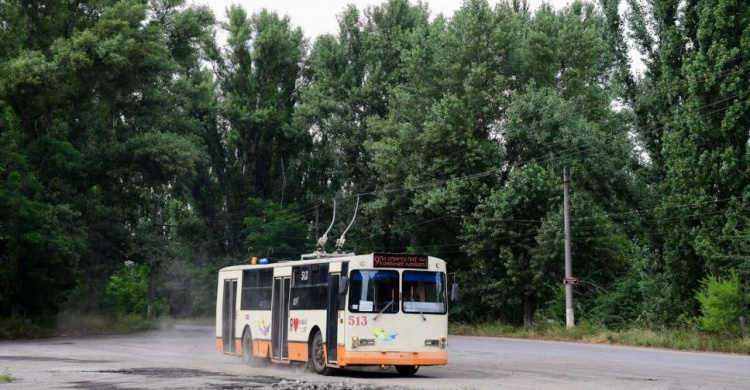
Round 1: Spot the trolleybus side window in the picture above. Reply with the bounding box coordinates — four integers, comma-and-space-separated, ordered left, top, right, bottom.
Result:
291, 265, 310, 310
241, 268, 273, 310
348, 270, 399, 313
402, 271, 446, 314
291, 264, 329, 310
309, 263, 328, 309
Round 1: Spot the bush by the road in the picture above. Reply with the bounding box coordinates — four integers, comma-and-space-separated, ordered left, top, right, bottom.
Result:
104, 263, 169, 318
696, 271, 744, 335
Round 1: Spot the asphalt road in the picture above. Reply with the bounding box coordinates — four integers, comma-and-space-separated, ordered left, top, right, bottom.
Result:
0, 325, 748, 389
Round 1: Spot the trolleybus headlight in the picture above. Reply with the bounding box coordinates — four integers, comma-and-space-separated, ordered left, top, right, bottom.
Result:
352, 336, 358, 348
425, 338, 447, 348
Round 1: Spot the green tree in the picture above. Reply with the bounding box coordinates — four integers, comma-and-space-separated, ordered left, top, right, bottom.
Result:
220, 7, 306, 202
696, 271, 743, 335
461, 163, 560, 326
243, 198, 310, 260
627, 0, 749, 323
1, 0, 221, 321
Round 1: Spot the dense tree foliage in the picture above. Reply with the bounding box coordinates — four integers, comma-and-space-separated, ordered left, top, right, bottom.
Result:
0, 0, 746, 333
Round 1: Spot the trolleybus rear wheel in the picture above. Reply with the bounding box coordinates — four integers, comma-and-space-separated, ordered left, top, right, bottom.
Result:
310, 331, 333, 375
395, 365, 419, 376
241, 329, 263, 367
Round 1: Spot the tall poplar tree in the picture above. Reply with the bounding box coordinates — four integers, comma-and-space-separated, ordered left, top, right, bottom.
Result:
627, 0, 749, 322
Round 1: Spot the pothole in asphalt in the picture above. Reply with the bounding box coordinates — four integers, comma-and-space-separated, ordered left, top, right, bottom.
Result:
89, 368, 412, 390
96, 368, 234, 379
92, 368, 284, 387
264, 380, 410, 390
0, 355, 113, 364
68, 381, 122, 390
615, 377, 659, 382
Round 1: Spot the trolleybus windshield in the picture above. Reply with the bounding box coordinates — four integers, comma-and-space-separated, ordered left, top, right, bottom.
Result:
348, 270, 399, 313
402, 271, 446, 314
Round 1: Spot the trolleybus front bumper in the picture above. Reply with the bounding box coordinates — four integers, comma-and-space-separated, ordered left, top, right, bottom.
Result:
337, 347, 447, 366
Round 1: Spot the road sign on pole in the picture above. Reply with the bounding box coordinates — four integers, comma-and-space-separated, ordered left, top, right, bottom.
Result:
562, 277, 579, 285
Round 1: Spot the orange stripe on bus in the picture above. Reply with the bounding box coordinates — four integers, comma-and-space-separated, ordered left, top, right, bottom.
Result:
254, 339, 272, 358
337, 346, 447, 366
216, 338, 223, 353
287, 342, 308, 362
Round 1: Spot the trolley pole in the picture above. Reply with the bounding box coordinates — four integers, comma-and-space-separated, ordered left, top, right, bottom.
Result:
315, 204, 320, 240
563, 168, 575, 328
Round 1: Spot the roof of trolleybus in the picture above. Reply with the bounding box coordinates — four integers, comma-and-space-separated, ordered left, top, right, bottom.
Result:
218, 253, 446, 273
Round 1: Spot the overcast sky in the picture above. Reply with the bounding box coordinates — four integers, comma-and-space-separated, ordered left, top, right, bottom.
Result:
192, 0, 574, 41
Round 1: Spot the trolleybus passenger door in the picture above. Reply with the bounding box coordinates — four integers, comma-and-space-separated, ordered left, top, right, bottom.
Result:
222, 279, 237, 354
272, 276, 291, 361
326, 273, 340, 363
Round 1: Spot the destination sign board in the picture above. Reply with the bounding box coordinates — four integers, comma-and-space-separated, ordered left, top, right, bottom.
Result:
373, 253, 428, 269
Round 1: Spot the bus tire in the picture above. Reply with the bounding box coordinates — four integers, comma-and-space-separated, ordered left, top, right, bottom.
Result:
241, 329, 263, 367
310, 331, 333, 376
395, 365, 419, 376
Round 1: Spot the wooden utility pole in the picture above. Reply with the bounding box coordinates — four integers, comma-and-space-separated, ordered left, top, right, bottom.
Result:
563, 168, 575, 328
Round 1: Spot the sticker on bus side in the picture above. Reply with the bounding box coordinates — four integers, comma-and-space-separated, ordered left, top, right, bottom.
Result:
373, 327, 397, 341
258, 318, 270, 336
289, 317, 307, 333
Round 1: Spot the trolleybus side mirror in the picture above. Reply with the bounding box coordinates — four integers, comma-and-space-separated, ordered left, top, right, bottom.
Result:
450, 283, 459, 302
339, 276, 349, 295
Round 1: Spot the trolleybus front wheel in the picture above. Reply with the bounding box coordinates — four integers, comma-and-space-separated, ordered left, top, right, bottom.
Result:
310, 331, 334, 376
395, 365, 419, 376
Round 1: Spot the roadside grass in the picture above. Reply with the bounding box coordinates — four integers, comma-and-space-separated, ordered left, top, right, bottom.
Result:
0, 314, 214, 340
0, 368, 16, 383
0, 317, 56, 339
0, 312, 162, 339
449, 322, 750, 354
55, 312, 161, 337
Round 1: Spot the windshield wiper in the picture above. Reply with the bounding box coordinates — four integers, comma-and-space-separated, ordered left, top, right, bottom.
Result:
373, 299, 393, 321
374, 289, 396, 321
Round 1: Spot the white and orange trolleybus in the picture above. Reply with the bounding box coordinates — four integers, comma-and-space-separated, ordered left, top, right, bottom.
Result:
216, 253, 448, 375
